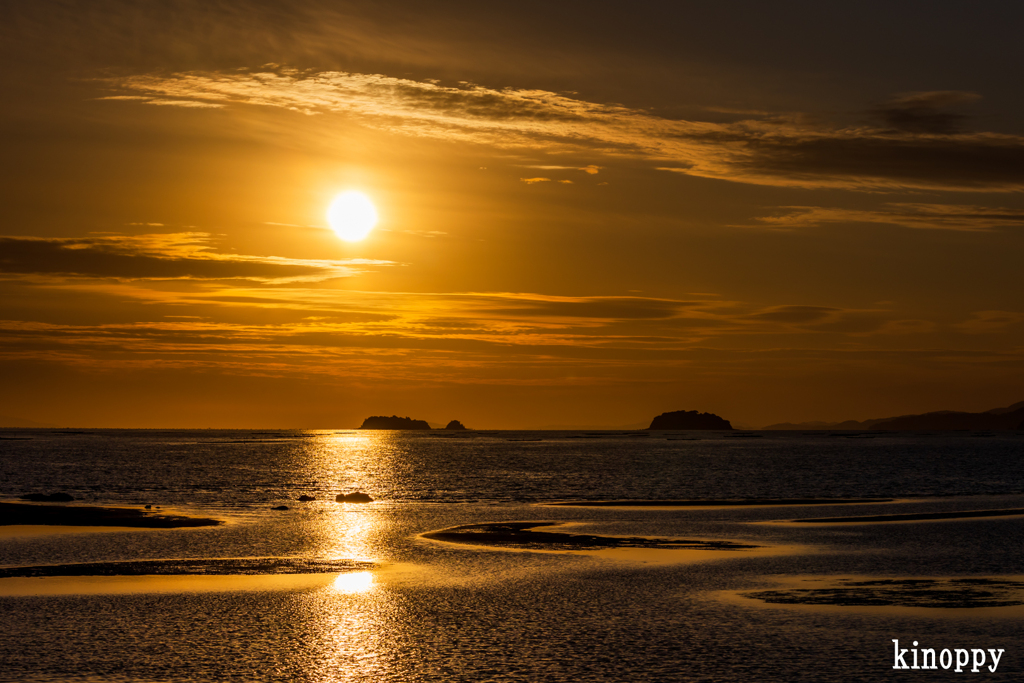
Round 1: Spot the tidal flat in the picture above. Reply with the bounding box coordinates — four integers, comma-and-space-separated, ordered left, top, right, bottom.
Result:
1, 429, 1023, 681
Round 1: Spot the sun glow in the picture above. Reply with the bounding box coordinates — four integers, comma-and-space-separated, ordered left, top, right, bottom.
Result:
327, 191, 378, 241
332, 571, 375, 594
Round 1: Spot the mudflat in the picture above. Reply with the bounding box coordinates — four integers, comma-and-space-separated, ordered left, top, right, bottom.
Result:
0, 502, 222, 528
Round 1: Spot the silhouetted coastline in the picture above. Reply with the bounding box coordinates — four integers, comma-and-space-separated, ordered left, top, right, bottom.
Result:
763, 400, 1024, 431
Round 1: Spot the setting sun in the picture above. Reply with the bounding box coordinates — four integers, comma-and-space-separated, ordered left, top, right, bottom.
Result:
327, 191, 378, 241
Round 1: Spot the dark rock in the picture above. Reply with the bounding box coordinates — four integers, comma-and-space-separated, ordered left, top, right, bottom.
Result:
444, 420, 468, 430
336, 492, 374, 503
271, 505, 289, 511
20, 492, 75, 502
647, 410, 733, 430
297, 495, 316, 502
144, 504, 152, 510
358, 415, 431, 430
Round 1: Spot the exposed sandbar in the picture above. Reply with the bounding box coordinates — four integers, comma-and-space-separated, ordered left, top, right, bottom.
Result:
422, 521, 758, 551
791, 507, 1024, 524
0, 502, 222, 529
742, 577, 1024, 609
545, 498, 891, 508
0, 557, 374, 578
0, 574, 340, 596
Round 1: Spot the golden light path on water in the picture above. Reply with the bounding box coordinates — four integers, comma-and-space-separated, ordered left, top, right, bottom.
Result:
305, 430, 396, 564
301, 432, 393, 679
332, 570, 375, 594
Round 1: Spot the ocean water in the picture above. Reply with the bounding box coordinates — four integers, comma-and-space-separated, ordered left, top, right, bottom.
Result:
1, 430, 1023, 682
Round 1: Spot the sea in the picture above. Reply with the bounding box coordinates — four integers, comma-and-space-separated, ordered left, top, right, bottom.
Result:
1, 429, 1023, 682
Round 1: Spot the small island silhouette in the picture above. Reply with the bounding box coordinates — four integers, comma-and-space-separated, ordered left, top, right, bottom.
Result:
647, 410, 733, 430
358, 415, 431, 430
444, 420, 468, 430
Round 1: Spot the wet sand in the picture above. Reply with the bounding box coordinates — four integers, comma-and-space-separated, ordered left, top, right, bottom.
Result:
0, 501, 222, 529
0, 525, 153, 539
789, 507, 1024, 524
544, 498, 892, 508
422, 521, 759, 550
0, 573, 341, 596
738, 575, 1024, 609
0, 557, 374, 578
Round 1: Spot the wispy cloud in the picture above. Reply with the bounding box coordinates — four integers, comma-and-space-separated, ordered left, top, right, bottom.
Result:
520, 164, 602, 174
0, 233, 392, 282
100, 68, 1024, 191
519, 177, 551, 184
954, 310, 1024, 334
750, 203, 1024, 232
871, 91, 981, 134
0, 273, 962, 389
100, 95, 225, 109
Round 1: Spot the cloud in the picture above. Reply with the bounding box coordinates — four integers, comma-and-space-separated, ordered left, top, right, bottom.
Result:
746, 306, 838, 324
480, 295, 699, 321
520, 177, 551, 184
521, 164, 602, 174
871, 91, 981, 134
98, 95, 225, 109
0, 273, 956, 391
954, 310, 1024, 333
101, 69, 1024, 191
0, 233, 391, 283
752, 203, 1024, 231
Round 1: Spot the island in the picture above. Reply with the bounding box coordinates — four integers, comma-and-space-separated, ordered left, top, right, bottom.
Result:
647, 410, 733, 430
444, 420, 468, 430
358, 415, 431, 430
762, 400, 1024, 431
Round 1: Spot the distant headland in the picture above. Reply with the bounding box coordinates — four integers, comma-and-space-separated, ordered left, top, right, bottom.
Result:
763, 400, 1024, 431
359, 415, 431, 430
647, 410, 733, 430
444, 420, 468, 430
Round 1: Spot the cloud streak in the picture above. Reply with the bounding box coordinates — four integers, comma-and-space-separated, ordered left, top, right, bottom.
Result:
100, 68, 1024, 192
871, 91, 981, 135
0, 233, 391, 282
751, 203, 1024, 232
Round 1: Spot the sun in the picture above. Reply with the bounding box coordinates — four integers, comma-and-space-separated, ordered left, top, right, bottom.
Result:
327, 191, 378, 241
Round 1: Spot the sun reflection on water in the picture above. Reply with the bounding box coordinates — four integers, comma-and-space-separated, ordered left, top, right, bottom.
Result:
332, 571, 374, 594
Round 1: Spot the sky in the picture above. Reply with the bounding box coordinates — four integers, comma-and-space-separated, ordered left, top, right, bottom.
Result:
2, 1, 1024, 428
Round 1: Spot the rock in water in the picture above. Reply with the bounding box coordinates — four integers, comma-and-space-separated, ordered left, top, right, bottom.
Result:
647, 410, 733, 430
271, 505, 289, 511
336, 492, 374, 503
297, 495, 316, 502
358, 415, 431, 430
444, 420, 468, 430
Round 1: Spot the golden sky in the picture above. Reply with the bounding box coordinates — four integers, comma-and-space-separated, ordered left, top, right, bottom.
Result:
2, 2, 1023, 428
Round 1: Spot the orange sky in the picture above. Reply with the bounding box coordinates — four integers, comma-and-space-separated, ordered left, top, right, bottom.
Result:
2, 2, 1024, 428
